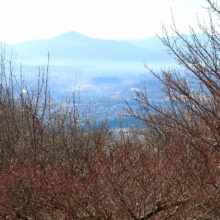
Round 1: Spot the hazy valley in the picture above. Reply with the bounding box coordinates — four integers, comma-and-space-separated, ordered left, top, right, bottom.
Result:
1, 30, 183, 128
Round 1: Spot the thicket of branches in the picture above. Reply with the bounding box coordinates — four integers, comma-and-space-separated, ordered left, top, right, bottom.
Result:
1, 0, 220, 219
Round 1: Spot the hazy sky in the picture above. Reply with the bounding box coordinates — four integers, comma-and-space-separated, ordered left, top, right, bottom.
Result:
0, 0, 213, 44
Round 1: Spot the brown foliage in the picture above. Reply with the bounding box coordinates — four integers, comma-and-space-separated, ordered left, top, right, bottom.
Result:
2, 0, 220, 219
124, 0, 220, 219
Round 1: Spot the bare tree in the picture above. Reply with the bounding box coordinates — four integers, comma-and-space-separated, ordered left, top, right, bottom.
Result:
3, 1, 220, 219
123, 0, 220, 218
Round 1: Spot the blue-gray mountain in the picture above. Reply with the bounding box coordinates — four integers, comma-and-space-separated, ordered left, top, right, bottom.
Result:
4, 31, 176, 66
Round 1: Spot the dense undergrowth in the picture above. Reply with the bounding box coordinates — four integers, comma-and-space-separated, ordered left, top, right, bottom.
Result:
2, 0, 220, 219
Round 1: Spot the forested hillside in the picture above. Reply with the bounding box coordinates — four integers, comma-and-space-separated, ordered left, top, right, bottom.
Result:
1, 0, 220, 219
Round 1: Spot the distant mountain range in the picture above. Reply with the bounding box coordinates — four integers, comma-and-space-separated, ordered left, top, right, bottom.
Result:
1, 31, 208, 68
2, 31, 176, 66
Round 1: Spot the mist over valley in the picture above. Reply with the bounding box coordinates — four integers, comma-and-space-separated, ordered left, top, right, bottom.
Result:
1, 30, 188, 128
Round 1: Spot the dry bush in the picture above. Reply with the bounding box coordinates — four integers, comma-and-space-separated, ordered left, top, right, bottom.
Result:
124, 0, 220, 219
2, 0, 220, 219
